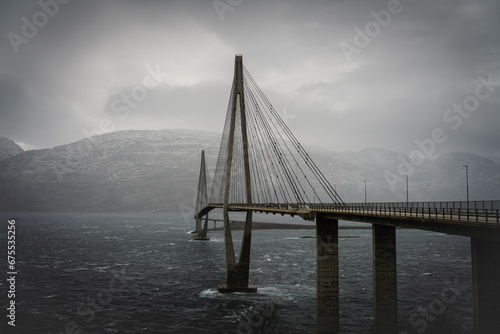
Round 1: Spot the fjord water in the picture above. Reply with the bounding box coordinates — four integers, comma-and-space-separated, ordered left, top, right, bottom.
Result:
1, 213, 472, 333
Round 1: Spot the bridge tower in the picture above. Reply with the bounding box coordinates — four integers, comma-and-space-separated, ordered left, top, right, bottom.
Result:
218, 55, 256, 293
194, 150, 209, 240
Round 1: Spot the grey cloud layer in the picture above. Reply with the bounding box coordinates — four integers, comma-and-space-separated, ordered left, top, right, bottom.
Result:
0, 0, 498, 155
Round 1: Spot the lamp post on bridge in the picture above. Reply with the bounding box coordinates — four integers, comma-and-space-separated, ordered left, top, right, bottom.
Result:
364, 180, 367, 206
405, 175, 409, 207
463, 165, 469, 221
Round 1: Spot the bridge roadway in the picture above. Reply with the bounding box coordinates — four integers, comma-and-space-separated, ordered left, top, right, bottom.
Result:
198, 200, 500, 334
199, 200, 500, 241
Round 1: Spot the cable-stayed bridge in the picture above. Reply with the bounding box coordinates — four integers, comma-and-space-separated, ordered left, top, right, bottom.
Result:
193, 55, 500, 334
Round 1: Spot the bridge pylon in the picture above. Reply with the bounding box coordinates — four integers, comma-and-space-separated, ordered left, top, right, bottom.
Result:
217, 55, 257, 293
194, 150, 209, 240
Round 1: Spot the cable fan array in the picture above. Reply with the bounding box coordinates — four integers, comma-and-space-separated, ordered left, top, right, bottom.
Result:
209, 65, 343, 206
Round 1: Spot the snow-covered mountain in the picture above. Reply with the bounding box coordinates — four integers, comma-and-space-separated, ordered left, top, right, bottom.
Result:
323, 148, 500, 202
0, 136, 23, 161
0, 130, 220, 212
0, 130, 498, 213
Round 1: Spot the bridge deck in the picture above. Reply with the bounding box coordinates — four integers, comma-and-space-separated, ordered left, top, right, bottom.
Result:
200, 201, 500, 241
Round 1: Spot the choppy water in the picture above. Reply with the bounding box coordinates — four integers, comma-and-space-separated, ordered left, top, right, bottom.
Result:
0, 213, 472, 333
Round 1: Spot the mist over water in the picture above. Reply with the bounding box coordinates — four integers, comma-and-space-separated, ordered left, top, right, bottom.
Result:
0, 213, 472, 333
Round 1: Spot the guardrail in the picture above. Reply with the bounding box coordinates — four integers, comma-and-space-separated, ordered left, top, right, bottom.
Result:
226, 201, 500, 224
313, 201, 500, 224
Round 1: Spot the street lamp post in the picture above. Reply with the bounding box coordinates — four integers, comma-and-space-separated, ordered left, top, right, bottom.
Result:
463, 165, 469, 221
405, 175, 409, 207
364, 180, 367, 206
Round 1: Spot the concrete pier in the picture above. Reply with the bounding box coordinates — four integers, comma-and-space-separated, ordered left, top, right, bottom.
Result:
316, 214, 339, 334
218, 211, 256, 293
372, 224, 397, 334
194, 150, 209, 240
218, 55, 256, 293
471, 238, 500, 333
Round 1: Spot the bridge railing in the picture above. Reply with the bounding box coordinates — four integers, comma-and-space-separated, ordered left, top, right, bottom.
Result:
309, 200, 500, 224
213, 201, 500, 224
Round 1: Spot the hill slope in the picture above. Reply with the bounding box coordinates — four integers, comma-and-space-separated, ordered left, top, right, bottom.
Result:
0, 136, 23, 161
0, 130, 498, 213
0, 130, 220, 212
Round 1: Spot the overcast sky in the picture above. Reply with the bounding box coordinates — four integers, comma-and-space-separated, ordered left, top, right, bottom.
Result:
1, 0, 499, 157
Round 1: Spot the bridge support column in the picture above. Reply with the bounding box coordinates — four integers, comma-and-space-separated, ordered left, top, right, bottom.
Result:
218, 210, 257, 293
195, 214, 209, 240
316, 214, 339, 334
372, 224, 397, 334
471, 238, 500, 333
194, 150, 209, 240
218, 55, 256, 293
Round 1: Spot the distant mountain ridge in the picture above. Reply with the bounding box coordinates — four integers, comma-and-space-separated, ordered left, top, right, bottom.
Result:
0, 136, 23, 161
0, 130, 498, 213
0, 130, 220, 213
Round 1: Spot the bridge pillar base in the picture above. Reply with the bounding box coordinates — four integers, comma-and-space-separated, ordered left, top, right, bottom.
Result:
217, 284, 257, 293
472, 238, 500, 334
194, 237, 210, 241
316, 214, 339, 334
373, 224, 397, 334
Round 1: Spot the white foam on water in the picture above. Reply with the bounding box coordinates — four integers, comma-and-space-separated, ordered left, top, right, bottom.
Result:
199, 288, 221, 298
